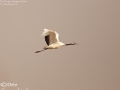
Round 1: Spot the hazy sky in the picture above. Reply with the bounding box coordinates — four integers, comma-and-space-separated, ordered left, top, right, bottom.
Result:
0, 0, 120, 90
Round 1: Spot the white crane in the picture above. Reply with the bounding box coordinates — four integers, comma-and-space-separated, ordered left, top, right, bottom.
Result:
35, 29, 78, 53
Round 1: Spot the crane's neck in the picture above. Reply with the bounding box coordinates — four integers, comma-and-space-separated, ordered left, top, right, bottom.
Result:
65, 43, 75, 46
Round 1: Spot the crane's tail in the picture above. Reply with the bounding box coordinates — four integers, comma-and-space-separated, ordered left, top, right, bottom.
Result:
35, 49, 46, 53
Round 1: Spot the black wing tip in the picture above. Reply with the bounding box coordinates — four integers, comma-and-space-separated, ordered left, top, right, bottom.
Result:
45, 35, 50, 45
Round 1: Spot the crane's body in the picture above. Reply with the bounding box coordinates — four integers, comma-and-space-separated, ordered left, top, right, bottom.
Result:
44, 42, 64, 49
35, 29, 78, 53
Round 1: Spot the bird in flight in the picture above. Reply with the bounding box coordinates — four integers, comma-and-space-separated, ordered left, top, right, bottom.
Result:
35, 29, 78, 53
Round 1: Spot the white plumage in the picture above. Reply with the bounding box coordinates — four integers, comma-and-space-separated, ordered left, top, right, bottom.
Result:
35, 29, 78, 53
42, 29, 60, 45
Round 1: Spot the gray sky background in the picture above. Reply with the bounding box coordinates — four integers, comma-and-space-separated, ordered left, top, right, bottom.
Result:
0, 0, 120, 90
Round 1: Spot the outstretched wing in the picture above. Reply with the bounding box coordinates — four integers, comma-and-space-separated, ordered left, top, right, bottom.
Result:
42, 29, 59, 45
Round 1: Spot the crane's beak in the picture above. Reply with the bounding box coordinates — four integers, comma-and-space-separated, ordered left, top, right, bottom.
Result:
75, 43, 79, 45
72, 42, 79, 45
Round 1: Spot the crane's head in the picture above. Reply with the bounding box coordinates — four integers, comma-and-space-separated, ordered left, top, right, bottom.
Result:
71, 42, 79, 45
